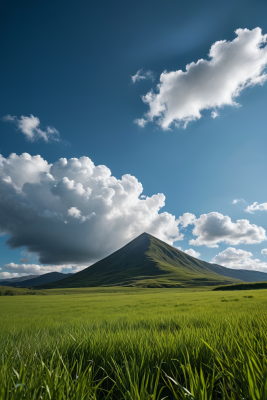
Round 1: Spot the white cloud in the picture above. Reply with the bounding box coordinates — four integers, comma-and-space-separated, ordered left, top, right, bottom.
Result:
177, 212, 196, 228
232, 198, 245, 204
211, 110, 219, 119
134, 118, 147, 128
189, 212, 266, 248
0, 153, 183, 268
137, 28, 267, 130
184, 249, 201, 258
68, 207, 81, 219
2, 114, 59, 142
3, 262, 86, 276
0, 271, 20, 280
245, 202, 267, 214
261, 249, 267, 255
211, 247, 267, 272
131, 69, 154, 84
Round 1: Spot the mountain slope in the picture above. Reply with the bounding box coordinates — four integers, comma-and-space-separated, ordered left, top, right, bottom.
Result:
39, 232, 267, 289
204, 263, 267, 282
0, 273, 72, 287
0, 275, 39, 286
15, 272, 73, 287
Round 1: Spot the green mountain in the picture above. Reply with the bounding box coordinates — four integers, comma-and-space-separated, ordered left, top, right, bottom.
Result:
38, 233, 267, 289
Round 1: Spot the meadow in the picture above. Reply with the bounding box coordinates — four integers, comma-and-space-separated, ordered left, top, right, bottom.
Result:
1, 287, 267, 399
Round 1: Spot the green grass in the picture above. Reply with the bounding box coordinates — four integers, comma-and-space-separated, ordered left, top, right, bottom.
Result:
1, 287, 267, 398
0, 285, 44, 296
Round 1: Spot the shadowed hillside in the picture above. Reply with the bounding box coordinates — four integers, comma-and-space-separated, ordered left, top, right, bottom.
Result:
0, 275, 39, 286
0, 273, 72, 287
15, 272, 73, 287
214, 281, 267, 291
38, 233, 267, 289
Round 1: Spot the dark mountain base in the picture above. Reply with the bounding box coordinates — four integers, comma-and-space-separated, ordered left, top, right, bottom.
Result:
214, 282, 267, 291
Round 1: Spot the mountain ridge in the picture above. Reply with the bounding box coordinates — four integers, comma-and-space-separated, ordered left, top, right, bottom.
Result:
0, 272, 73, 287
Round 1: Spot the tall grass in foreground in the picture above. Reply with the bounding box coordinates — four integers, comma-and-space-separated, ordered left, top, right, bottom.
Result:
1, 289, 267, 399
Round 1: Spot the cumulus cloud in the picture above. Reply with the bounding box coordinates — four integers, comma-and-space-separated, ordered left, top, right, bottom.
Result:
2, 114, 59, 142
189, 212, 266, 248
131, 69, 155, 84
245, 202, 267, 214
184, 249, 201, 258
68, 207, 81, 219
0, 153, 183, 268
137, 28, 267, 129
177, 212, 196, 228
211, 247, 267, 272
261, 249, 267, 255
0, 271, 20, 280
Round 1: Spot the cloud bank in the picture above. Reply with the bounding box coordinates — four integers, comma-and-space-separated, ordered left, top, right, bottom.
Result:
136, 28, 267, 129
189, 212, 266, 248
2, 262, 85, 276
2, 115, 59, 142
0, 153, 182, 266
211, 247, 267, 272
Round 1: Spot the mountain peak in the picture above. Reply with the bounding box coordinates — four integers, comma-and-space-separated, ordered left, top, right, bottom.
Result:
38, 232, 267, 289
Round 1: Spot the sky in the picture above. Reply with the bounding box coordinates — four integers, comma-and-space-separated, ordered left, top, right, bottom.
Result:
1, 0, 267, 278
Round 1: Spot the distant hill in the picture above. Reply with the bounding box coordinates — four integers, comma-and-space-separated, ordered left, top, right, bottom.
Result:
38, 233, 267, 289
0, 273, 72, 287
0, 275, 39, 285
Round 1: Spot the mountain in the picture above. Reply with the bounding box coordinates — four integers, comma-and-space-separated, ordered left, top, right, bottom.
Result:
0, 273, 72, 287
15, 272, 73, 287
38, 233, 267, 289
0, 275, 39, 286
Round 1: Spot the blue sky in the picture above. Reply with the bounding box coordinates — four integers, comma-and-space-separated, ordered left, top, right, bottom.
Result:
1, 0, 267, 278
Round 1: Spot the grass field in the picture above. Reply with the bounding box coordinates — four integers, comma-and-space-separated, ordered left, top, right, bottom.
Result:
0, 285, 39, 296
1, 287, 267, 399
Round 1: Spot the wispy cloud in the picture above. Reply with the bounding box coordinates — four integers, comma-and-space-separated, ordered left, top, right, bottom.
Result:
136, 28, 267, 130
2, 114, 60, 142
211, 110, 219, 119
232, 198, 245, 204
131, 69, 155, 84
245, 202, 267, 214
